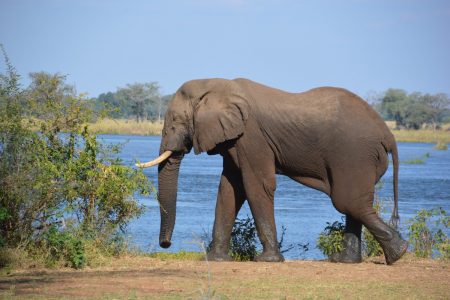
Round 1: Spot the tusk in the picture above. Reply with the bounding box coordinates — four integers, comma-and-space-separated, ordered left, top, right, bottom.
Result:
135, 151, 173, 168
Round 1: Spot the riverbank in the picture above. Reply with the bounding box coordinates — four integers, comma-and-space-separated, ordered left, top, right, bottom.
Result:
87, 119, 450, 144
1, 254, 448, 299
391, 129, 450, 143
88, 119, 163, 136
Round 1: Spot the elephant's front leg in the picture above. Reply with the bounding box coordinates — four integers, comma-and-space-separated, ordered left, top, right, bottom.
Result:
207, 156, 246, 261
237, 142, 284, 262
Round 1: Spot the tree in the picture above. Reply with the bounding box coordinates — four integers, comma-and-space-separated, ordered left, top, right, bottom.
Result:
421, 93, 450, 130
377, 89, 450, 129
97, 92, 123, 118
115, 82, 160, 122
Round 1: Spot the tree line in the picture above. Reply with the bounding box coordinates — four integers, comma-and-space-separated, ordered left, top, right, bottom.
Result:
11, 68, 450, 129
371, 89, 450, 130
94, 83, 173, 123
92, 84, 450, 130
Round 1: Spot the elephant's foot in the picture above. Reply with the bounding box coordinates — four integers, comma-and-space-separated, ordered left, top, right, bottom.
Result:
381, 234, 408, 265
206, 250, 233, 262
329, 247, 362, 263
254, 251, 284, 262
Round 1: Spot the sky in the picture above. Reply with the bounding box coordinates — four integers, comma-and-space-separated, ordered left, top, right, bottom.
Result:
1, 0, 449, 98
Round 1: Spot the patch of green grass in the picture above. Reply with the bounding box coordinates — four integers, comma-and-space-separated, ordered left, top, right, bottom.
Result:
403, 158, 426, 164
402, 152, 430, 165
146, 251, 204, 261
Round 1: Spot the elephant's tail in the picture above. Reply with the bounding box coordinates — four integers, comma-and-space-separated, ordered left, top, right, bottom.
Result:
389, 142, 400, 229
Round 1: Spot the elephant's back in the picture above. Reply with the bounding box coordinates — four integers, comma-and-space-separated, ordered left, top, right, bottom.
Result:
298, 87, 389, 137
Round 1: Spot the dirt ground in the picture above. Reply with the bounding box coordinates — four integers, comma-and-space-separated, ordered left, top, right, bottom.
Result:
1, 255, 449, 299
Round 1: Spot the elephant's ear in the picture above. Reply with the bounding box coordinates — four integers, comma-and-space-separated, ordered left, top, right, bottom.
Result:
193, 91, 249, 154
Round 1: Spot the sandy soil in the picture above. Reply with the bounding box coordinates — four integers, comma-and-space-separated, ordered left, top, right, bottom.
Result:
1, 255, 449, 299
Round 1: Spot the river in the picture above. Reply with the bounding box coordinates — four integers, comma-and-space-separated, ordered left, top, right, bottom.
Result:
100, 135, 450, 259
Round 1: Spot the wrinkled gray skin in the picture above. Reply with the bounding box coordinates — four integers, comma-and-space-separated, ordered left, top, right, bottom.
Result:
156, 78, 408, 264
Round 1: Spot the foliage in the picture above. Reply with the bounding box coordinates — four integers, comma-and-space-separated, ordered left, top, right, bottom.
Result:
402, 153, 430, 165
229, 216, 259, 261
0, 47, 150, 269
317, 219, 346, 257
375, 89, 450, 129
42, 224, 86, 269
408, 207, 449, 259
95, 84, 171, 122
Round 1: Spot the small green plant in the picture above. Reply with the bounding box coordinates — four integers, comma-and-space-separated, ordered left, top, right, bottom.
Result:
317, 219, 345, 257
230, 216, 259, 261
402, 153, 430, 164
408, 207, 449, 259
42, 225, 86, 269
434, 140, 448, 150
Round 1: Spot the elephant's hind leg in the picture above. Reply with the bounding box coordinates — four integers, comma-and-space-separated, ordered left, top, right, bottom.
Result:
330, 170, 407, 265
357, 208, 408, 265
329, 215, 362, 263
343, 193, 408, 265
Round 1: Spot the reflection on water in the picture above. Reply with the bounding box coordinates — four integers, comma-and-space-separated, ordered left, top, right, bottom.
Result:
100, 135, 450, 259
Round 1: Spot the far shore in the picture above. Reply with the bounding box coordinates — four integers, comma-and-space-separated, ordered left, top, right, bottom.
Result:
88, 119, 450, 144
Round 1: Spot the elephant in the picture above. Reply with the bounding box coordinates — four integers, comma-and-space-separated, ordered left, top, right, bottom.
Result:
136, 78, 408, 265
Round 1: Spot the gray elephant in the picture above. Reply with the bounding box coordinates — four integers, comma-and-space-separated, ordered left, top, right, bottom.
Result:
137, 78, 408, 264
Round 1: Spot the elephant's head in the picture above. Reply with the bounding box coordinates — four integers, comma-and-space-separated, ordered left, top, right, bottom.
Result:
137, 79, 249, 248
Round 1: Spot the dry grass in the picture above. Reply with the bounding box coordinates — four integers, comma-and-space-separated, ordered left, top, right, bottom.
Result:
391, 129, 450, 144
87, 119, 163, 136
1, 254, 449, 299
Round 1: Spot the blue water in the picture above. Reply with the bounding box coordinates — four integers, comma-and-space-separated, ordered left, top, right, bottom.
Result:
100, 135, 450, 259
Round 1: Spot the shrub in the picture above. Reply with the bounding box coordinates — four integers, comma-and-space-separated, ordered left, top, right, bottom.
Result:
42, 224, 86, 269
408, 207, 449, 259
230, 216, 259, 261
0, 46, 151, 269
317, 219, 345, 257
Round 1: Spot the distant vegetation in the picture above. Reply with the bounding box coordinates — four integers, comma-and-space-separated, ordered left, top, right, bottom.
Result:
95, 84, 173, 123
370, 88, 450, 130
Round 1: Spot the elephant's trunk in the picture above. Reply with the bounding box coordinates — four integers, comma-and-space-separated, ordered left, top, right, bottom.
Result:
157, 154, 182, 248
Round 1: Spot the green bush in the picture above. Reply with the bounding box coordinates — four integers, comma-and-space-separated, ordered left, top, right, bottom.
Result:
43, 225, 86, 269
230, 216, 259, 261
408, 207, 449, 259
317, 220, 345, 257
0, 46, 151, 269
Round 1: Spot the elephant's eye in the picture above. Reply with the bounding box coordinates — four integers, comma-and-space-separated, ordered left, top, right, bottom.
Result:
172, 115, 183, 123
